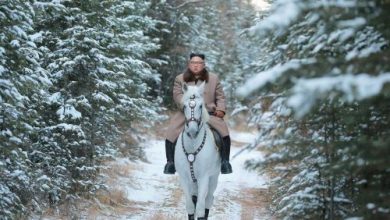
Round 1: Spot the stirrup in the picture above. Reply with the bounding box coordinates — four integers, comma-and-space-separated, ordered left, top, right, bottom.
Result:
164, 161, 176, 174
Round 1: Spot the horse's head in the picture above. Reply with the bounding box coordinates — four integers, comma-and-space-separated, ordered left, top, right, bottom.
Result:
182, 82, 209, 139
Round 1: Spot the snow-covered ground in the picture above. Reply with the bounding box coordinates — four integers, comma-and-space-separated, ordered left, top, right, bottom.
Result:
96, 129, 270, 220
38, 129, 270, 219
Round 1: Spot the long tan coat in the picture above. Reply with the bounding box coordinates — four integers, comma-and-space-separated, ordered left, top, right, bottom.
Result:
165, 72, 229, 143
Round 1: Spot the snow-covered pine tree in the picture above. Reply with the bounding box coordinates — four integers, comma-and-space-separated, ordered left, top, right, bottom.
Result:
0, 0, 163, 214
240, 0, 390, 219
0, 0, 52, 218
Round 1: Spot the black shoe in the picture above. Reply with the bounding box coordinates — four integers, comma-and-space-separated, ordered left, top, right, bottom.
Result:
163, 139, 176, 174
188, 214, 195, 220
221, 160, 232, 174
221, 136, 233, 174
164, 161, 176, 174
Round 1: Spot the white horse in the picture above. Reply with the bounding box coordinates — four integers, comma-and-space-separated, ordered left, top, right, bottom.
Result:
175, 82, 221, 220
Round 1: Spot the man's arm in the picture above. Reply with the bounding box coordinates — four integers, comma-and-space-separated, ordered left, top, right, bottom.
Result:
215, 76, 226, 117
173, 75, 184, 109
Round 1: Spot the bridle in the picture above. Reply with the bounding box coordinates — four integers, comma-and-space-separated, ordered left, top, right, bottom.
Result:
184, 95, 204, 136
182, 94, 207, 183
184, 95, 202, 127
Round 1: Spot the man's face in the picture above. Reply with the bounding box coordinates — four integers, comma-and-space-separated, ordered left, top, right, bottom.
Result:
188, 56, 205, 75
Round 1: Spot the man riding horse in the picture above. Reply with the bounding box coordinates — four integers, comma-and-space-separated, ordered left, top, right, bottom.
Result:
164, 53, 233, 175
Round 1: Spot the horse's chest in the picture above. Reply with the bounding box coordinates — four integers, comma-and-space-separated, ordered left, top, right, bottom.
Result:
175, 131, 219, 182
176, 151, 208, 179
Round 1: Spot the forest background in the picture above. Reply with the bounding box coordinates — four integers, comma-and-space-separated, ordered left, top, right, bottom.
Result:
1, 0, 389, 219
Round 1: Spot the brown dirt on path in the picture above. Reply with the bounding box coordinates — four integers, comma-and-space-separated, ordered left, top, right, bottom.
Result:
234, 188, 274, 220
40, 115, 274, 220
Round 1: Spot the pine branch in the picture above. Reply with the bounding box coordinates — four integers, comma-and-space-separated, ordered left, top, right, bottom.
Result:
174, 0, 203, 9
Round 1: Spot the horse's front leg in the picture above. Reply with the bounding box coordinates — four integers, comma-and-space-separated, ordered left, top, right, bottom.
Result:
195, 177, 209, 218
178, 177, 196, 217
205, 174, 219, 209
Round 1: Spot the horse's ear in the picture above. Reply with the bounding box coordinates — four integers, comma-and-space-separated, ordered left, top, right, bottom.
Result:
182, 83, 188, 92
198, 81, 205, 94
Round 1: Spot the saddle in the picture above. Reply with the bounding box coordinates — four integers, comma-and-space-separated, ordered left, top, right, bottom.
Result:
210, 127, 223, 151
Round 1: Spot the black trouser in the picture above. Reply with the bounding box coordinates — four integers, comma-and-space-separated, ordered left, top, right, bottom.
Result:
163, 139, 176, 174
221, 136, 231, 160
220, 135, 233, 174
165, 139, 175, 162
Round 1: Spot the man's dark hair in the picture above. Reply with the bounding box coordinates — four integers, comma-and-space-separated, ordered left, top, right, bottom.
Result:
190, 52, 205, 60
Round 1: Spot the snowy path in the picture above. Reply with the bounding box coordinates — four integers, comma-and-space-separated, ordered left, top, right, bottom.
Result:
85, 130, 270, 219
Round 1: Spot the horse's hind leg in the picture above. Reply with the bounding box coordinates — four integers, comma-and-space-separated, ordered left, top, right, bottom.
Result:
192, 195, 197, 206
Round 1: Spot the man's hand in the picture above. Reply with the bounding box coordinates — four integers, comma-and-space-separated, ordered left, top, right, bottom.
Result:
214, 110, 225, 118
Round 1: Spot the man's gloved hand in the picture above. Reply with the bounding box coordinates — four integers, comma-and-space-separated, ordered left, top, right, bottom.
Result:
214, 110, 225, 118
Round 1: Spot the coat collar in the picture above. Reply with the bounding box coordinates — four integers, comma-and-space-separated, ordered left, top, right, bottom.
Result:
183, 69, 209, 83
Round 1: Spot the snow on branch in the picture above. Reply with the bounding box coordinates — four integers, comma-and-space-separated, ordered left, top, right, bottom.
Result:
287, 73, 390, 118
237, 58, 316, 97
56, 104, 82, 120
174, 0, 203, 9
249, 0, 301, 37
249, 0, 360, 38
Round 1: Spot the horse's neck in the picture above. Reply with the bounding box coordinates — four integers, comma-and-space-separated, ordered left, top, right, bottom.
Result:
182, 123, 208, 152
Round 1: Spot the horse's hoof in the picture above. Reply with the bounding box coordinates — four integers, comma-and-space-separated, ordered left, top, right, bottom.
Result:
221, 161, 232, 174
163, 162, 176, 174
196, 209, 209, 219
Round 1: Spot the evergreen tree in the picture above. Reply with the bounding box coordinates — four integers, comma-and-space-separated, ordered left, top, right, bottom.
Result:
240, 0, 390, 219
1, 0, 164, 217
0, 0, 52, 218
31, 0, 163, 205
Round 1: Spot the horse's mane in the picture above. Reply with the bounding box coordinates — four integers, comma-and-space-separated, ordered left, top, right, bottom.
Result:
182, 85, 209, 123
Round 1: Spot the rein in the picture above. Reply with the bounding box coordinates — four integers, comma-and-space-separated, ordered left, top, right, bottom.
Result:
181, 128, 207, 183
